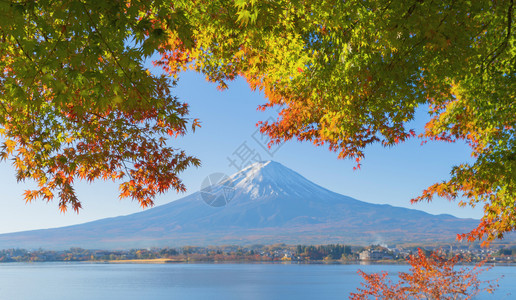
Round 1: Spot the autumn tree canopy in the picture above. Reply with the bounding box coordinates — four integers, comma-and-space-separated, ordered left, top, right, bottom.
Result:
0, 1, 514, 243
0, 0, 201, 212
350, 248, 498, 299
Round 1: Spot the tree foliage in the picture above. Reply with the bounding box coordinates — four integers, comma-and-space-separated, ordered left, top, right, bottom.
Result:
350, 248, 498, 300
0, 0, 200, 211
156, 0, 514, 244
0, 0, 515, 245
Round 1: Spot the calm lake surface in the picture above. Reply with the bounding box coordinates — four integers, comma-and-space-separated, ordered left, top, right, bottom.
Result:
0, 262, 514, 299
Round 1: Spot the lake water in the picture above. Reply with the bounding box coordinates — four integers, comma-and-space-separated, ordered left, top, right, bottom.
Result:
0, 263, 514, 299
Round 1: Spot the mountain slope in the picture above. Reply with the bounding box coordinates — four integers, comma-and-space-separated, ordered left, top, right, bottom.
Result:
0, 161, 481, 249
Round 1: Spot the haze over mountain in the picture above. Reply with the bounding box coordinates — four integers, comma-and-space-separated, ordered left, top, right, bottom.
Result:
0, 161, 481, 249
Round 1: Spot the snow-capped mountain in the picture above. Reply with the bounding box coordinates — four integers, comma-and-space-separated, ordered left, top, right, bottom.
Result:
0, 161, 482, 249
229, 161, 333, 199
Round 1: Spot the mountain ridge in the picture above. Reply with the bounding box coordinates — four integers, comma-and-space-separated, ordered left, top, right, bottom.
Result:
0, 161, 485, 249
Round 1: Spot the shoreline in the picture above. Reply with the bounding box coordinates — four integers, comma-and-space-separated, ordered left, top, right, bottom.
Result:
86, 259, 514, 266
2, 259, 515, 266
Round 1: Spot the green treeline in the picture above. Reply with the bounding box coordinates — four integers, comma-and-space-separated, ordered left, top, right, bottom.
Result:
295, 244, 353, 260
0, 244, 513, 263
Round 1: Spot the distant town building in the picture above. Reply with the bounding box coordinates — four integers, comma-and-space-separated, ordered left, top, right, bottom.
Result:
359, 249, 393, 261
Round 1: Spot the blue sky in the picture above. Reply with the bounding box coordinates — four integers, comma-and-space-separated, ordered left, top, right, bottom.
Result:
0, 70, 482, 234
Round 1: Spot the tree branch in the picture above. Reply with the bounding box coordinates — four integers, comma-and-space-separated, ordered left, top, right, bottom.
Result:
484, 0, 513, 70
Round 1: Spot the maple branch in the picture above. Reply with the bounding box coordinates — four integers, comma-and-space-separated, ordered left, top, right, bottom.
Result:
79, 0, 149, 104
84, 111, 155, 142
484, 0, 513, 70
4, 8, 70, 123
0, 30, 39, 126
403, 0, 425, 19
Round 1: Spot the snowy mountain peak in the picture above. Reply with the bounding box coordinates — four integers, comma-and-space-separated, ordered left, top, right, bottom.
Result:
227, 161, 332, 199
